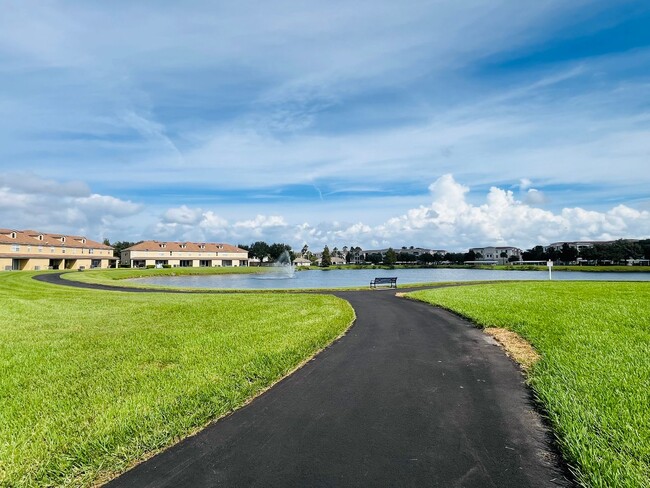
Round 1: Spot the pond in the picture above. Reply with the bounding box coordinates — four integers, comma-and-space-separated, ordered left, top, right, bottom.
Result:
129, 267, 650, 290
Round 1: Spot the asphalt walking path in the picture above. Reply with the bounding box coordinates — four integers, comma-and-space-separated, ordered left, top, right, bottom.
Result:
35, 274, 571, 487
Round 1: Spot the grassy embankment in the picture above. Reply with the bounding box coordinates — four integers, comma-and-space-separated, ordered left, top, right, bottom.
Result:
0, 272, 354, 487
64, 265, 263, 286
409, 282, 650, 488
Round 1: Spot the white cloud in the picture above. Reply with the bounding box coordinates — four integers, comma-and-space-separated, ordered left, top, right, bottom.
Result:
148, 174, 650, 251
0, 175, 141, 239
163, 205, 204, 225
524, 188, 546, 205
519, 178, 533, 191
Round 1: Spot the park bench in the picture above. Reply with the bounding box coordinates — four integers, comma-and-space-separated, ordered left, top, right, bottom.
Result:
370, 277, 398, 289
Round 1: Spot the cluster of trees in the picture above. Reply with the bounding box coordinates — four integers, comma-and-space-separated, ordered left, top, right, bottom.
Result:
237, 241, 295, 263
103, 239, 140, 258
522, 239, 650, 264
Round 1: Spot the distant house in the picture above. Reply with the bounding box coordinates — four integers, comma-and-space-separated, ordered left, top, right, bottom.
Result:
292, 257, 311, 267
0, 228, 116, 271
469, 246, 522, 264
121, 241, 248, 268
314, 256, 346, 266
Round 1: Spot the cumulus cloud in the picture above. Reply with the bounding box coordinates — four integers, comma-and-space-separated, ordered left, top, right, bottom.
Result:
151, 174, 650, 251
0, 175, 142, 238
163, 205, 204, 225
524, 188, 546, 205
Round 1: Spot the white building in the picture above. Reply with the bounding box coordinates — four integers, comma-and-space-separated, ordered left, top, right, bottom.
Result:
469, 246, 522, 263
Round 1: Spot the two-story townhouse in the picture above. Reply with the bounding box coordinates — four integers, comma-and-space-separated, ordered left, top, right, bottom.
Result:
121, 241, 249, 268
0, 229, 116, 271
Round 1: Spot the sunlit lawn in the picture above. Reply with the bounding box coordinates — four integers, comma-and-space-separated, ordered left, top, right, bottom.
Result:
0, 272, 354, 487
409, 281, 650, 488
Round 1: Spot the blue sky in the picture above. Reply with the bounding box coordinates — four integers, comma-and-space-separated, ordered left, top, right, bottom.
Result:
1, 1, 649, 250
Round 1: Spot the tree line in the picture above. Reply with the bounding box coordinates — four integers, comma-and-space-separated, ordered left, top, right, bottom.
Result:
522, 239, 650, 264
103, 238, 650, 266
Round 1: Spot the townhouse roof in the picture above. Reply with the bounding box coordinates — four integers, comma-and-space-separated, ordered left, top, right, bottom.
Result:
0, 228, 112, 250
293, 257, 311, 263
124, 240, 247, 254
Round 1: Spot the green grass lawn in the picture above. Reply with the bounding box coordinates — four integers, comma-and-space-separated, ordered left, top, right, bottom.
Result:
63, 266, 264, 286
0, 272, 354, 487
409, 282, 650, 488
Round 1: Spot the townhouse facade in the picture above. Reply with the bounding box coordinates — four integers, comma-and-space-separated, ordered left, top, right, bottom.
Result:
121, 240, 249, 268
0, 229, 116, 271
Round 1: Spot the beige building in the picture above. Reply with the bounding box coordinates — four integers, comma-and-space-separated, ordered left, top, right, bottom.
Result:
0, 228, 116, 271
121, 241, 249, 268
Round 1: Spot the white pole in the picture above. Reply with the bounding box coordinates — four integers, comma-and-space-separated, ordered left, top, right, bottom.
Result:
547, 259, 553, 280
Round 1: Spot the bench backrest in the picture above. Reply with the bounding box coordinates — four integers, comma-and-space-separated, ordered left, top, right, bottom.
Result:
373, 277, 397, 283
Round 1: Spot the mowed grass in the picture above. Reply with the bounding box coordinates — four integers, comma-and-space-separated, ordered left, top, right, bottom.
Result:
64, 266, 264, 287
0, 272, 354, 487
409, 282, 650, 488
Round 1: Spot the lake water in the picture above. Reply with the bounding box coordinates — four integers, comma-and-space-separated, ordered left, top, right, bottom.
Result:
129, 267, 650, 290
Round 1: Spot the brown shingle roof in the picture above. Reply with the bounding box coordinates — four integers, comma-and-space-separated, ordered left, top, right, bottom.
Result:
125, 240, 247, 254
0, 229, 113, 250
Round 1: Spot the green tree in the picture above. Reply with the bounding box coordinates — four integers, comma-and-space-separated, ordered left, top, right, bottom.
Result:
522, 246, 546, 261
269, 243, 292, 261
445, 252, 464, 264
249, 241, 270, 264
367, 253, 382, 265
560, 243, 578, 264
464, 250, 477, 262
384, 248, 397, 266
108, 241, 139, 258
320, 246, 332, 267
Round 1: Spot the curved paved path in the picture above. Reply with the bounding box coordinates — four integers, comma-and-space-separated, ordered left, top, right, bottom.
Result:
35, 274, 572, 487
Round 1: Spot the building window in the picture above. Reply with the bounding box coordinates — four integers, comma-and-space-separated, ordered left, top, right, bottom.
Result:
11, 245, 20, 252
61, 237, 66, 243
10, 232, 16, 239
38, 246, 43, 252
89, 249, 94, 254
